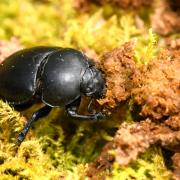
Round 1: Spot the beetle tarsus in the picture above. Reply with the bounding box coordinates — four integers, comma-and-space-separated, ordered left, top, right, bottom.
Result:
17, 131, 27, 145
94, 112, 105, 120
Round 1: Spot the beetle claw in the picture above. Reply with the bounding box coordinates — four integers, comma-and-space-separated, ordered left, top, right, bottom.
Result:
94, 112, 105, 120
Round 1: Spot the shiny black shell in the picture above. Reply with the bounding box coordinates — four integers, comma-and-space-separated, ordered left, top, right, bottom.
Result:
0, 47, 90, 106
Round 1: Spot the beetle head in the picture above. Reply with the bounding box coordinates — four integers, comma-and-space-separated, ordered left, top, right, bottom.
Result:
81, 66, 105, 99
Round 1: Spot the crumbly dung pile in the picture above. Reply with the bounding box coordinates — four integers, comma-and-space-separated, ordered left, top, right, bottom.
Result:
132, 50, 180, 120
87, 118, 180, 177
97, 42, 137, 111
87, 44, 180, 179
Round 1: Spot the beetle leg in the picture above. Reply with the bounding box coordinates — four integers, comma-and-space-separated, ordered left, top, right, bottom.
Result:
66, 97, 104, 120
14, 102, 33, 111
87, 98, 94, 114
67, 109, 104, 120
17, 105, 52, 145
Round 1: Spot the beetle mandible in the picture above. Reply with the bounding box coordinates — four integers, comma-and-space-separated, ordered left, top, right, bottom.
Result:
0, 46, 105, 144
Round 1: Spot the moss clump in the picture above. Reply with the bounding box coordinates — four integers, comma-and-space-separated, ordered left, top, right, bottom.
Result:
134, 28, 159, 65
0, 100, 61, 179
63, 11, 140, 54
0, 100, 114, 179
0, 0, 140, 54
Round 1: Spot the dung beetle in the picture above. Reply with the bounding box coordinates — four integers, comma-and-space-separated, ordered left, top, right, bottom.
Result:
0, 46, 105, 144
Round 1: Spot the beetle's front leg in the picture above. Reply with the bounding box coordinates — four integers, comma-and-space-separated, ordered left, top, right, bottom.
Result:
66, 97, 104, 120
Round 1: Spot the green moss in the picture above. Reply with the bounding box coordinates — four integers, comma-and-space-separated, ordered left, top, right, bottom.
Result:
0, 100, 61, 179
134, 28, 159, 65
0, 0, 140, 54
0, 100, 115, 179
64, 122, 112, 163
0, 0, 75, 46
0, 100, 24, 143
0, 100, 85, 179
63, 11, 140, 54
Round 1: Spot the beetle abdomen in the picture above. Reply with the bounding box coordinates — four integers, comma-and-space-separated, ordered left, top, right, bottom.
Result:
0, 47, 59, 104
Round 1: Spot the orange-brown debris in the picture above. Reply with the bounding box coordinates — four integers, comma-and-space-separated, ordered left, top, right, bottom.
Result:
97, 42, 137, 111
94, 0, 153, 9
87, 119, 180, 178
172, 153, 180, 180
87, 45, 180, 178
165, 113, 180, 131
166, 38, 180, 50
132, 50, 180, 120
151, 0, 180, 36
75, 0, 153, 11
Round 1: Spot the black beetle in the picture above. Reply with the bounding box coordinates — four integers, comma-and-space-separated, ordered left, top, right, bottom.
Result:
0, 46, 105, 144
